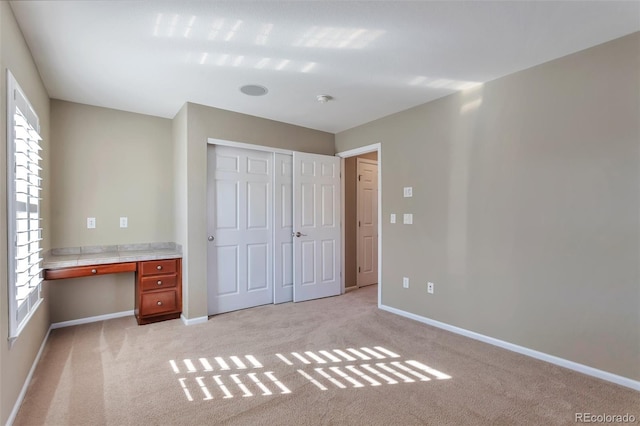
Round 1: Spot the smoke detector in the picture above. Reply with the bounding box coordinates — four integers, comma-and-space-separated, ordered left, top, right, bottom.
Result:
316, 94, 333, 103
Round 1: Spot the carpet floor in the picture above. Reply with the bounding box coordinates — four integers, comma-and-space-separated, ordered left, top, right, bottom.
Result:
14, 285, 639, 425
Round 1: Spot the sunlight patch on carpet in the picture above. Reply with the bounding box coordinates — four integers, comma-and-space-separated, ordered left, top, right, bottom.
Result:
170, 346, 451, 401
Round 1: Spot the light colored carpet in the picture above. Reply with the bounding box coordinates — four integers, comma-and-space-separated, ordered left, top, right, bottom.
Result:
14, 285, 639, 425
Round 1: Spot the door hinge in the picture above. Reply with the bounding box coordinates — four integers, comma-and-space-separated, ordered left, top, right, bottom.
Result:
358, 221, 361, 227
358, 175, 361, 181
358, 266, 361, 273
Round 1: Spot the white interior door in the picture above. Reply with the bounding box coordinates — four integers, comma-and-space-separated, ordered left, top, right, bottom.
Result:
273, 153, 294, 303
207, 145, 273, 315
293, 152, 342, 302
357, 159, 378, 287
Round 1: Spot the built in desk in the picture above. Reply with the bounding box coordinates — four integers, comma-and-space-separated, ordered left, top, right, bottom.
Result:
43, 243, 182, 325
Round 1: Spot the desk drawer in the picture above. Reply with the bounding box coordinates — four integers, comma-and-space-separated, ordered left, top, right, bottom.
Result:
140, 290, 178, 316
139, 259, 177, 276
44, 262, 136, 280
140, 274, 177, 291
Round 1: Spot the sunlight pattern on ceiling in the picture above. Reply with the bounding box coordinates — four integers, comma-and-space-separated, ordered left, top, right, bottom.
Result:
153, 13, 246, 42
410, 76, 482, 91
256, 23, 274, 45
170, 346, 451, 401
192, 52, 317, 74
293, 26, 386, 49
152, 13, 379, 75
153, 13, 197, 38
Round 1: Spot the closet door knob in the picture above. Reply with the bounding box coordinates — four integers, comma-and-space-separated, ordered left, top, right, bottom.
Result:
208, 235, 215, 241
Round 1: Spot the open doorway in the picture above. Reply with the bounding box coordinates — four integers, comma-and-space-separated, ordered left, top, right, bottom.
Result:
345, 152, 378, 290
337, 144, 381, 301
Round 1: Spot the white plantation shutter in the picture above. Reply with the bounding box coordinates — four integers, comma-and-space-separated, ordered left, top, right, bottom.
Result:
7, 70, 43, 339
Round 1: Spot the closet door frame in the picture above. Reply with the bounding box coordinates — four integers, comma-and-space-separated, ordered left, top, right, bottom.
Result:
207, 138, 344, 307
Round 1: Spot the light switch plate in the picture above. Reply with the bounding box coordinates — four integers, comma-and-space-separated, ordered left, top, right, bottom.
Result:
403, 213, 413, 225
87, 217, 96, 229
390, 214, 396, 224
120, 217, 128, 228
403, 187, 413, 197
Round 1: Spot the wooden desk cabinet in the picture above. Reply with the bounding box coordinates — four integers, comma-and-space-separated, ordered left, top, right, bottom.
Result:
135, 258, 182, 325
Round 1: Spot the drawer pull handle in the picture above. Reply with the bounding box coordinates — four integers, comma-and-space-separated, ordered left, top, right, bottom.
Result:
91, 269, 97, 274
157, 301, 163, 306
157, 280, 162, 285
156, 265, 163, 270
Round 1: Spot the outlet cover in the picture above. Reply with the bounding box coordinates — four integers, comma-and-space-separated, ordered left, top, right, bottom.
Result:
403, 277, 409, 288
390, 214, 396, 224
403, 213, 413, 225
427, 282, 434, 294
120, 217, 128, 228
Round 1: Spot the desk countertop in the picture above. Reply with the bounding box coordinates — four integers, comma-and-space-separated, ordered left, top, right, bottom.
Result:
43, 242, 182, 269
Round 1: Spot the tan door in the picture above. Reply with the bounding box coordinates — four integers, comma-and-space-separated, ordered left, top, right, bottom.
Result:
356, 158, 378, 287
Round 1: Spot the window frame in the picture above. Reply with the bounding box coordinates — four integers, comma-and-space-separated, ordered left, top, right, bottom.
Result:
7, 70, 44, 340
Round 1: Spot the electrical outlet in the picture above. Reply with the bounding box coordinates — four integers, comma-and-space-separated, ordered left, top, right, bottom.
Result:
87, 217, 96, 229
390, 214, 396, 224
403, 277, 409, 288
427, 282, 434, 294
120, 217, 128, 228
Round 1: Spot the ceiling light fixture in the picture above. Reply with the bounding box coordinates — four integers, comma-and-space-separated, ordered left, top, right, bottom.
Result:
317, 94, 333, 103
240, 84, 268, 96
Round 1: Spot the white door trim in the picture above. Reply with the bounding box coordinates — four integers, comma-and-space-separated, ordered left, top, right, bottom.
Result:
207, 138, 293, 155
336, 143, 382, 308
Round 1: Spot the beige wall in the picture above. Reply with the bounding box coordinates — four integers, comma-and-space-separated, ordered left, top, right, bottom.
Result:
48, 100, 173, 323
344, 152, 378, 288
50, 100, 174, 247
0, 2, 51, 423
172, 104, 189, 317
336, 33, 640, 380
177, 102, 334, 319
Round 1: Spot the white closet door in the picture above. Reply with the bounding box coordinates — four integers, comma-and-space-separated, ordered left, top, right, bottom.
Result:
292, 152, 342, 302
273, 153, 294, 303
207, 146, 273, 315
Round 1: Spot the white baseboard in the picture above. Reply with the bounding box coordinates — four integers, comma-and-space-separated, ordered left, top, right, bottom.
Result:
6, 326, 52, 426
7, 310, 206, 425
50, 310, 134, 329
181, 314, 208, 326
379, 304, 640, 392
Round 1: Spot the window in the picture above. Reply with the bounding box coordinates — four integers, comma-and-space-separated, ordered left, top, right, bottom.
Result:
7, 70, 43, 340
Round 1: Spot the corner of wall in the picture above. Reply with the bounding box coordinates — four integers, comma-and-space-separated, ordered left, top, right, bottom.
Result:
1, 2, 52, 423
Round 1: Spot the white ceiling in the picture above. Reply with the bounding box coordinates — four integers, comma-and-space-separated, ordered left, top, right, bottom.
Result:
9, 1, 640, 133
